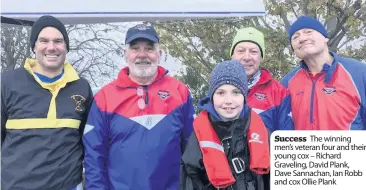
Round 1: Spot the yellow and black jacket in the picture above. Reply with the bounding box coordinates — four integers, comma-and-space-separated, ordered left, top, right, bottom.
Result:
1, 58, 93, 190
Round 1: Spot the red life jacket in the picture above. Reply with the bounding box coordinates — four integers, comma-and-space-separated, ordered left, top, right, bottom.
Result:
193, 110, 270, 188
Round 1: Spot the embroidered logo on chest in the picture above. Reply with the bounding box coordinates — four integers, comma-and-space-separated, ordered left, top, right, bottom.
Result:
254, 92, 267, 100
71, 95, 86, 112
322, 86, 336, 95
157, 90, 171, 100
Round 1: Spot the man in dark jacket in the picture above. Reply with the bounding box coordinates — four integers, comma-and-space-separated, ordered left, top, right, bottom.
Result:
180, 60, 270, 190
1, 15, 92, 190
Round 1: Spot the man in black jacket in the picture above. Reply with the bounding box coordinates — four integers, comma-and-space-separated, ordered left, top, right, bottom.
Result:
1, 15, 92, 190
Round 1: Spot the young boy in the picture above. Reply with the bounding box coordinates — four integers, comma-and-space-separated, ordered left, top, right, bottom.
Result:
180, 60, 270, 190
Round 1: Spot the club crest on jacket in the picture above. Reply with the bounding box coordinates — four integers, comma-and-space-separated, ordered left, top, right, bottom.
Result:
157, 90, 170, 100
322, 86, 336, 95
254, 92, 267, 100
71, 95, 86, 112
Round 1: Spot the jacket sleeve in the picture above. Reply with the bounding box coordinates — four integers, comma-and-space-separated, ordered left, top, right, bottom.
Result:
362, 105, 366, 129
180, 132, 206, 190
276, 93, 294, 130
79, 84, 94, 135
1, 81, 7, 145
363, 99, 366, 129
270, 81, 294, 131
82, 96, 109, 190
363, 73, 366, 129
180, 161, 196, 190
181, 92, 195, 152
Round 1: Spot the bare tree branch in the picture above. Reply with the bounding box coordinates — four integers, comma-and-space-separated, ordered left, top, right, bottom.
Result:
269, 0, 291, 29
330, 27, 347, 50
259, 17, 274, 30
303, 0, 310, 16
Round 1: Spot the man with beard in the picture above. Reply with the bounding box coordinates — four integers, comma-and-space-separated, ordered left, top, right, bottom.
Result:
1, 15, 92, 190
83, 24, 195, 190
281, 16, 366, 129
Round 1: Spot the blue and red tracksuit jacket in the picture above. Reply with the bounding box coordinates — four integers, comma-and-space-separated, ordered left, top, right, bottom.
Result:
247, 68, 294, 133
82, 66, 195, 190
281, 52, 366, 130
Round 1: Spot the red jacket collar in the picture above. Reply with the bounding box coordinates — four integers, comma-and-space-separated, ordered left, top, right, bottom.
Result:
253, 68, 273, 87
114, 66, 168, 87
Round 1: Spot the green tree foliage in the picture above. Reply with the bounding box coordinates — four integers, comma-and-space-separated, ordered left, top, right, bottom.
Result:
152, 0, 366, 111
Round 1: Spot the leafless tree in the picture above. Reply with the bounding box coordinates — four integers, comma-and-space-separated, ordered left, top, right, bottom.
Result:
1, 23, 133, 87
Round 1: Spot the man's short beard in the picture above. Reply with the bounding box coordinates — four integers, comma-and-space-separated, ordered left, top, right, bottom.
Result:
127, 57, 159, 78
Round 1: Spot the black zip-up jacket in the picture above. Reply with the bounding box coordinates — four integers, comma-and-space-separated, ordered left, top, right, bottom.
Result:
1, 59, 93, 190
180, 111, 264, 190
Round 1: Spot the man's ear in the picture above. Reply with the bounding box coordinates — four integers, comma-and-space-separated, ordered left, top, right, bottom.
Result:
325, 38, 329, 43
123, 49, 128, 63
159, 49, 162, 56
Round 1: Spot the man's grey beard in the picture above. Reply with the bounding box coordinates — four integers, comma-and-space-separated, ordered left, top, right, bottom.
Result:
128, 58, 159, 78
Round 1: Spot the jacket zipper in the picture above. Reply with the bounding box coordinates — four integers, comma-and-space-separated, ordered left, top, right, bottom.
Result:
309, 75, 321, 124
143, 86, 149, 105
141, 71, 168, 106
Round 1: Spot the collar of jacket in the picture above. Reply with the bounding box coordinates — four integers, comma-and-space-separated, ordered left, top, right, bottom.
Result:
24, 58, 80, 86
250, 68, 273, 89
114, 65, 168, 88
299, 51, 338, 83
248, 69, 261, 89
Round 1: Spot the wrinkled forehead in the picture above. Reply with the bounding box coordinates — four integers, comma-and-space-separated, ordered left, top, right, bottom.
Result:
234, 41, 260, 50
292, 28, 317, 36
